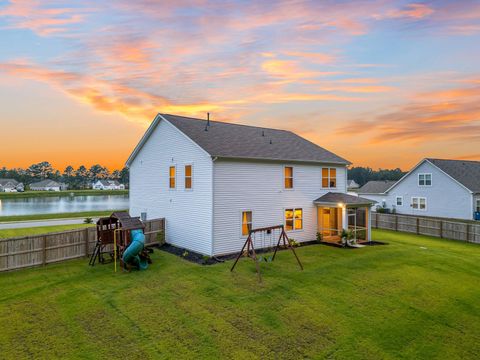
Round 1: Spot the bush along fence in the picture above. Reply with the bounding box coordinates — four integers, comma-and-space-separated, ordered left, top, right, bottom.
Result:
0, 218, 165, 272
372, 213, 480, 243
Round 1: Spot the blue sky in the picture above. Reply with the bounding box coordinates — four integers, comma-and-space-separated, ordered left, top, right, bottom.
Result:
0, 0, 479, 170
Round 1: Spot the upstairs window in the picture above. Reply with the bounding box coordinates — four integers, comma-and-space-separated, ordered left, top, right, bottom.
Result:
284, 166, 293, 189
322, 168, 337, 188
285, 208, 303, 231
411, 197, 426, 210
241, 211, 252, 236
185, 165, 192, 189
169, 166, 176, 189
418, 173, 432, 186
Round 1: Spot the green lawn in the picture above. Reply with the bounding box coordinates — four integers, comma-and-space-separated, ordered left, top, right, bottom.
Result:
0, 189, 128, 199
1, 229, 479, 359
0, 210, 126, 223
0, 224, 93, 239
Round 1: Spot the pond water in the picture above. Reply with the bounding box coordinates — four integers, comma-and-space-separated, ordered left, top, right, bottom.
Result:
0, 195, 129, 216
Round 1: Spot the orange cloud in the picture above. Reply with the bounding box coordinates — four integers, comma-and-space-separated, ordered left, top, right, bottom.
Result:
376, 3, 434, 20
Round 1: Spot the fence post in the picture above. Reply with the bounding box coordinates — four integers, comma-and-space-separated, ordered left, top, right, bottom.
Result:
395, 215, 398, 232
84, 227, 90, 257
416, 217, 420, 235
439, 221, 443, 238
42, 235, 47, 266
466, 224, 470, 242
376, 213, 379, 229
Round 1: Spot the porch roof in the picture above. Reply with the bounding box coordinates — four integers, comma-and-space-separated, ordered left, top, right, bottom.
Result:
313, 192, 376, 207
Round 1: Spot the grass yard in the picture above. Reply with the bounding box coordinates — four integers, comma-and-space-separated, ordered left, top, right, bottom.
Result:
1, 229, 480, 359
0, 224, 93, 239
0, 210, 126, 223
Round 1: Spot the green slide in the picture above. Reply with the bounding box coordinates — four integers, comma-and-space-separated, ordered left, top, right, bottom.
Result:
122, 229, 149, 270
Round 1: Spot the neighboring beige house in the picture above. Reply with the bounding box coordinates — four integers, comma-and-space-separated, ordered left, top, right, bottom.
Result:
0, 179, 24, 192
92, 180, 125, 190
29, 180, 67, 191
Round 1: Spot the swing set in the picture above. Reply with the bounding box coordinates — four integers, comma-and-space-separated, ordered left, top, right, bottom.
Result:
230, 224, 303, 281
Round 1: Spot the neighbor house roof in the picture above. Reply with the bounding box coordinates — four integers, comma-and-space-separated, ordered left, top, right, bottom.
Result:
426, 158, 480, 194
0, 178, 19, 186
314, 192, 376, 206
347, 179, 359, 188
358, 180, 396, 194
127, 114, 350, 166
30, 179, 61, 187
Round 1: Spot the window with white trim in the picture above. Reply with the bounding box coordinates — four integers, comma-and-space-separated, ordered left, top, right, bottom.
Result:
241, 211, 252, 236
284, 166, 293, 189
411, 197, 426, 210
285, 208, 303, 231
185, 165, 192, 189
322, 168, 337, 188
396, 196, 403, 206
169, 166, 176, 189
418, 173, 432, 186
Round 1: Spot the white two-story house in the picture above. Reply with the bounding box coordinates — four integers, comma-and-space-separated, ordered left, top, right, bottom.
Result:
358, 158, 480, 221
127, 114, 375, 256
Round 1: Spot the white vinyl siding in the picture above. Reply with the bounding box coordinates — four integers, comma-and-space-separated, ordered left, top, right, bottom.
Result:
213, 160, 346, 255
129, 119, 213, 255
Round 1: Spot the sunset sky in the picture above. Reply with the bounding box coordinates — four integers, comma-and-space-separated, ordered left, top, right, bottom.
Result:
1, 0, 479, 171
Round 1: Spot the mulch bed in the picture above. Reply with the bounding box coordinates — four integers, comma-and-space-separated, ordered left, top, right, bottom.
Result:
159, 240, 321, 266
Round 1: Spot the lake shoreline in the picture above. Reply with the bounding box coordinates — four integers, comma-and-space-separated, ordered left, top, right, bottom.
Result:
0, 189, 128, 199
0, 210, 128, 223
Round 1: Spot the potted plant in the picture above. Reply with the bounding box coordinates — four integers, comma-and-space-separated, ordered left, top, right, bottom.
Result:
341, 229, 356, 247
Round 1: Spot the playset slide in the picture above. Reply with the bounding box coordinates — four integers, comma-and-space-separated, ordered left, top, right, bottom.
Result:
122, 229, 149, 270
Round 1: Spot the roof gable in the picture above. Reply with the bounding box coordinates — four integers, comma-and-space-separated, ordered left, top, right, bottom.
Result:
127, 113, 350, 166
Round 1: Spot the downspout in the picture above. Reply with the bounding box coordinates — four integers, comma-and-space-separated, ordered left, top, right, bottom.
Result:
211, 156, 218, 257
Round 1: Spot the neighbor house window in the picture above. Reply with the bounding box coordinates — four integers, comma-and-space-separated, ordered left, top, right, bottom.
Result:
396, 196, 403, 206
476, 199, 480, 212
322, 168, 337, 188
285, 208, 303, 231
241, 211, 252, 236
418, 173, 432, 186
284, 166, 293, 189
185, 165, 192, 189
169, 166, 176, 189
411, 197, 426, 210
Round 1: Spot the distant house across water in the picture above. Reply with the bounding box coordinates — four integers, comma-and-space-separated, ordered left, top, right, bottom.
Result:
92, 180, 125, 190
0, 179, 24, 192
29, 180, 68, 192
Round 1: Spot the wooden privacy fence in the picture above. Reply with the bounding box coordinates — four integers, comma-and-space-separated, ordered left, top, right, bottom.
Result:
0, 218, 165, 272
372, 213, 480, 243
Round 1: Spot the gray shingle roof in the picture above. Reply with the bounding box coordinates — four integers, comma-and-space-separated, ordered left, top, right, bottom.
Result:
30, 180, 61, 187
358, 180, 396, 194
0, 178, 19, 186
427, 158, 480, 193
129, 113, 350, 165
314, 192, 376, 205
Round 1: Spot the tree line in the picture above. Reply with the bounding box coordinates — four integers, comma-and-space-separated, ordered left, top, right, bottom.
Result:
0, 162, 129, 190
348, 166, 406, 186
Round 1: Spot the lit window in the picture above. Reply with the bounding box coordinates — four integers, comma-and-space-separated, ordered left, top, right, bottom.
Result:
322, 168, 337, 188
285, 208, 303, 231
419, 173, 432, 186
241, 211, 252, 236
284, 166, 293, 189
396, 196, 403, 206
185, 165, 192, 189
169, 166, 176, 189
